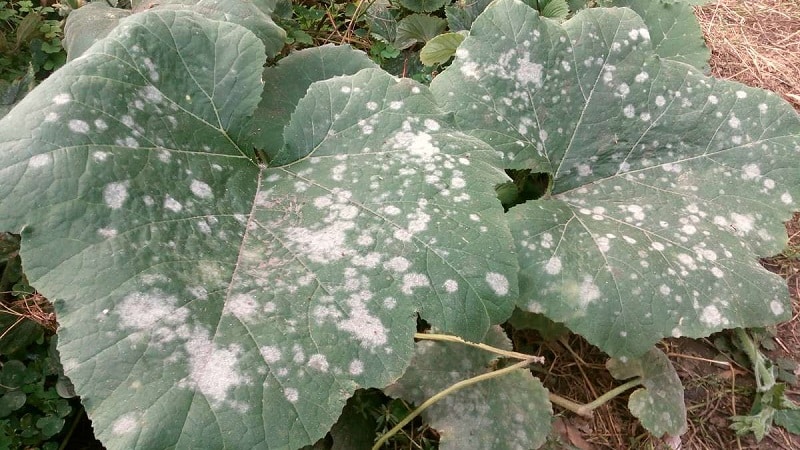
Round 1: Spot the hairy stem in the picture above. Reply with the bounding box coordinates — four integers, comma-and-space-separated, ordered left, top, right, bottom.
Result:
414, 332, 545, 364
548, 377, 643, 417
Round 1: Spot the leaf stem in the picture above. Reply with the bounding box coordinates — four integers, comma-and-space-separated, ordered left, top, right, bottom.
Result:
413, 332, 545, 364
548, 377, 643, 417
372, 359, 535, 450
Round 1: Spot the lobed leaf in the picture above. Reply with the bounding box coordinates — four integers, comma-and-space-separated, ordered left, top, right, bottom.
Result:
601, 0, 710, 71
233, 44, 378, 158
63, 2, 131, 61
385, 327, 552, 450
0, 9, 518, 450
607, 347, 687, 437
397, 0, 449, 13
431, 0, 800, 358
420, 32, 466, 66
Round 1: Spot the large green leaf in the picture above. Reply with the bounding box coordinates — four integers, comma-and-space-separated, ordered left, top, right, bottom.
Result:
234, 44, 378, 158
0, 10, 517, 450
141, 0, 285, 57
395, 14, 447, 50
431, 0, 800, 358
445, 0, 493, 31
63, 2, 131, 61
601, 0, 710, 71
397, 0, 449, 13
607, 347, 687, 437
385, 326, 552, 449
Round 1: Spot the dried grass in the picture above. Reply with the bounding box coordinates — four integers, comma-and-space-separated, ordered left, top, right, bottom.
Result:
696, 0, 800, 111
0, 292, 57, 341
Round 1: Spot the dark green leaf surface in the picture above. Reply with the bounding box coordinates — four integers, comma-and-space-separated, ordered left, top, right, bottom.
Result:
63, 2, 131, 61
395, 14, 447, 50
431, 0, 800, 358
0, 9, 517, 449
601, 0, 710, 71
607, 347, 687, 436
385, 327, 552, 449
445, 0, 493, 31
234, 44, 378, 158
397, 0, 449, 13
144, 0, 285, 56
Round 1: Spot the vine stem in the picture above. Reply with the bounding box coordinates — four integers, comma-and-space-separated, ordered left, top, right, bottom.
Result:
371, 359, 536, 450
548, 377, 643, 417
413, 332, 546, 364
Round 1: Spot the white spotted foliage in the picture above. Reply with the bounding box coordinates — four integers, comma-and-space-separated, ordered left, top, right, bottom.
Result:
0, 6, 517, 450
607, 348, 687, 437
385, 326, 552, 450
431, 0, 800, 358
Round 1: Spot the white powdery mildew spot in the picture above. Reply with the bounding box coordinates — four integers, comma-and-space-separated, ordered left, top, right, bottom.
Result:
423, 118, 440, 131
349, 359, 364, 375
337, 291, 388, 349
771, 300, 785, 316
284, 388, 299, 403
53, 93, 71, 104
700, 305, 724, 327
742, 164, 761, 180
545, 256, 562, 275
486, 272, 509, 296
103, 181, 129, 209
579, 276, 600, 306
651, 242, 665, 251
225, 293, 258, 321
287, 220, 355, 264
142, 85, 163, 103
515, 55, 543, 87
730, 212, 754, 233
111, 413, 138, 435
728, 116, 740, 129
391, 131, 440, 163
460, 61, 480, 79
117, 290, 178, 329
443, 279, 458, 293
384, 256, 410, 273
190, 179, 213, 199
68, 119, 90, 134
655, 95, 666, 107
28, 154, 51, 168
185, 333, 249, 406
782, 192, 793, 204
307, 354, 329, 372
164, 195, 183, 212
260, 345, 281, 363
623, 105, 635, 119
142, 57, 159, 81
97, 227, 118, 238
401, 273, 430, 295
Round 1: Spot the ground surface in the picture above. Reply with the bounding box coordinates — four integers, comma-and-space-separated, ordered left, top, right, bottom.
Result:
540, 1, 800, 448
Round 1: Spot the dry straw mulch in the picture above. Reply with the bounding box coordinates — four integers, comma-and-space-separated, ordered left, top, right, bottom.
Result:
696, 0, 800, 111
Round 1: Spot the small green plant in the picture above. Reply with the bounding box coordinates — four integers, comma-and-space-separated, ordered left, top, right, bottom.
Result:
0, 0, 67, 82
